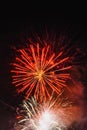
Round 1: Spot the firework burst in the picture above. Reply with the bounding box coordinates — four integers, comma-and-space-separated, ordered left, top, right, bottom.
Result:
14, 93, 82, 130
11, 41, 72, 102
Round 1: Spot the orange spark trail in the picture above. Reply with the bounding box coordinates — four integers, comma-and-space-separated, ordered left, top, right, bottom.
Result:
11, 43, 72, 102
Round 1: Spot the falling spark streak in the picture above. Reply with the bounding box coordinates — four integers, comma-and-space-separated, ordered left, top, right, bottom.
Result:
14, 93, 82, 130
11, 43, 72, 102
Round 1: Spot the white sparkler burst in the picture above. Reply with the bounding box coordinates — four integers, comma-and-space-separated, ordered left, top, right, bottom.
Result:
37, 109, 59, 130
14, 94, 82, 130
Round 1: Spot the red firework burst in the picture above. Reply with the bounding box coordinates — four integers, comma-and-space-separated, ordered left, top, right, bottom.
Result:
11, 40, 72, 102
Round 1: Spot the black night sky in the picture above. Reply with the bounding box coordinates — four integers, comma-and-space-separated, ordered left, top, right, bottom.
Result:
0, 6, 87, 130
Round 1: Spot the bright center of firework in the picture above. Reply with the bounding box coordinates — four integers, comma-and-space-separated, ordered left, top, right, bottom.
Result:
38, 110, 58, 130
35, 70, 44, 81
